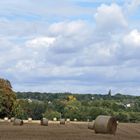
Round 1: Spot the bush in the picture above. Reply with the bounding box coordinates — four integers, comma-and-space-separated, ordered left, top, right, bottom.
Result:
129, 112, 140, 122
88, 107, 111, 120
43, 110, 61, 120
115, 112, 130, 122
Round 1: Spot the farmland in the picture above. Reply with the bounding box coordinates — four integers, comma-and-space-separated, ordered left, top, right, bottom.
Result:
0, 78, 140, 140
0, 122, 140, 140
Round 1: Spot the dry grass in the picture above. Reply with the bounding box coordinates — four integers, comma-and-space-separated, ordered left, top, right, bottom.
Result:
0, 122, 139, 140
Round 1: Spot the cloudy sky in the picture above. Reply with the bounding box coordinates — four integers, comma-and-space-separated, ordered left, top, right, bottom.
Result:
0, 0, 140, 95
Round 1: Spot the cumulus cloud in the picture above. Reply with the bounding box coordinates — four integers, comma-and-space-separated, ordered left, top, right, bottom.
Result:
0, 1, 140, 95
48, 20, 89, 36
95, 3, 127, 32
123, 29, 140, 47
120, 29, 140, 60
47, 20, 93, 55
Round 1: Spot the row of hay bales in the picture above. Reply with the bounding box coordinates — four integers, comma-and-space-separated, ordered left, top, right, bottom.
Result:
41, 118, 72, 125
8, 118, 68, 126
3, 117, 72, 123
4, 115, 118, 135
53, 118, 77, 122
3, 117, 33, 123
12, 118, 67, 126
11, 118, 48, 126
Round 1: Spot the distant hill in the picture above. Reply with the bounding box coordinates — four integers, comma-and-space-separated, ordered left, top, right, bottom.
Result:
16, 91, 139, 102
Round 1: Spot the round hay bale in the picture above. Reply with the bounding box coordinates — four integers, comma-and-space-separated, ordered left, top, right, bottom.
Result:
10, 117, 15, 122
94, 115, 117, 134
53, 117, 57, 121
74, 118, 77, 122
41, 118, 48, 126
4, 117, 9, 122
88, 122, 95, 130
66, 118, 70, 123
13, 119, 23, 126
28, 118, 32, 122
60, 119, 65, 125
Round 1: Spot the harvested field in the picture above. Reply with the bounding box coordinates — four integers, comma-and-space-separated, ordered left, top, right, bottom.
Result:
0, 122, 140, 140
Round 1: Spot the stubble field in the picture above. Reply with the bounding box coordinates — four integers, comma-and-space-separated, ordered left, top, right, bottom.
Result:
0, 121, 140, 140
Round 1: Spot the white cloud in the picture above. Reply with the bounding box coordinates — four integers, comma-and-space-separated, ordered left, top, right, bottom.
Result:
0, 1, 140, 95
48, 20, 92, 54
26, 37, 56, 48
48, 20, 90, 36
123, 29, 140, 47
72, 42, 120, 67
95, 3, 127, 32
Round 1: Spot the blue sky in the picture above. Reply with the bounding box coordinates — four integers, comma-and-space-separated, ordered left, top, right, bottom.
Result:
0, 0, 140, 95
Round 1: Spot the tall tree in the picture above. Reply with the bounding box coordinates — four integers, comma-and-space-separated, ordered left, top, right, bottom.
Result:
0, 78, 16, 118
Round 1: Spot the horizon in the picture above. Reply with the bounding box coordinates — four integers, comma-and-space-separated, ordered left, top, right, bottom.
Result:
15, 88, 139, 96
0, 0, 140, 96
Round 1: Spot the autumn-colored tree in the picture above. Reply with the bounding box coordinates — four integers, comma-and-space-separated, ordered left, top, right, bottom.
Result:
0, 78, 16, 118
67, 95, 76, 101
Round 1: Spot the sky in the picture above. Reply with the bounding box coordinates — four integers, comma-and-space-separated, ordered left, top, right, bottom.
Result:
0, 0, 140, 95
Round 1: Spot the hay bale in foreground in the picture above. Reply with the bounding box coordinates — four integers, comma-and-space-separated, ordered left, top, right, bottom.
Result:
41, 118, 48, 126
94, 115, 117, 134
13, 119, 23, 126
88, 122, 95, 130
60, 119, 65, 125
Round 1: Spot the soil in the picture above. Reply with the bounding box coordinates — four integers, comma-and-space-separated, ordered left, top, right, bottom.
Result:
0, 122, 140, 140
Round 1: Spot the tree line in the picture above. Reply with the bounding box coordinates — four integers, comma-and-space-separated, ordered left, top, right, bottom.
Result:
16, 92, 140, 122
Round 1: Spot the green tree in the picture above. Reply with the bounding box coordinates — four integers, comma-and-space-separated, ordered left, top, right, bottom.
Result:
64, 100, 82, 120
88, 107, 111, 120
12, 100, 25, 119
129, 112, 140, 122
43, 110, 61, 120
28, 101, 46, 120
53, 99, 66, 117
115, 112, 130, 122
101, 100, 112, 108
